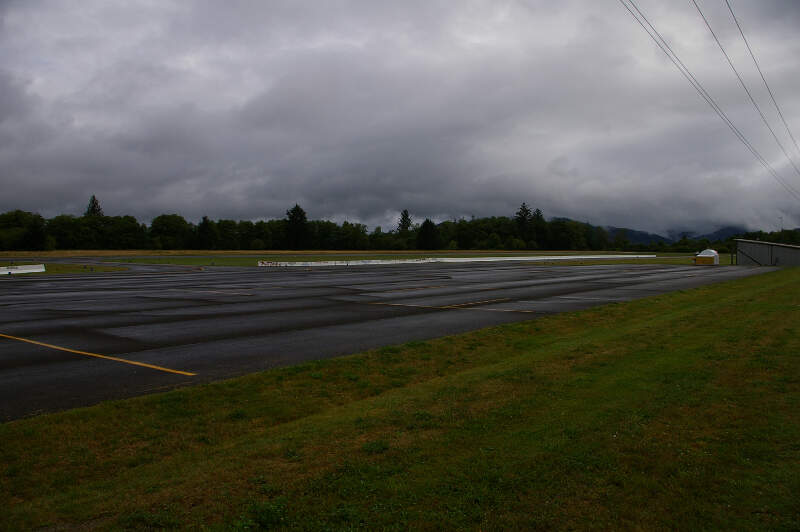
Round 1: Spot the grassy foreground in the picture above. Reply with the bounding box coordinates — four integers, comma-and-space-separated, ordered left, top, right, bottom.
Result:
2, 269, 799, 529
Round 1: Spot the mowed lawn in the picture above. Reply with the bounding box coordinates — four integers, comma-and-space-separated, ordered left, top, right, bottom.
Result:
1, 268, 798, 529
0, 249, 704, 267
0, 262, 127, 275
108, 252, 700, 268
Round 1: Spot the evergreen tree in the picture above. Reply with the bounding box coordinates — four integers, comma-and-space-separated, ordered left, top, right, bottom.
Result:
196, 216, 220, 249
515, 202, 532, 226
285, 204, 309, 249
85, 195, 104, 217
532, 208, 547, 247
397, 209, 412, 234
416, 218, 441, 250
514, 202, 533, 244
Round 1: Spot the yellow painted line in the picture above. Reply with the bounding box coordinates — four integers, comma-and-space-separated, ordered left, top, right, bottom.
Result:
0, 332, 196, 376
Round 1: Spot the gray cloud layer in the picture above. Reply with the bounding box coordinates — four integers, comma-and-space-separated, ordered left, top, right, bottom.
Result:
1, 0, 799, 234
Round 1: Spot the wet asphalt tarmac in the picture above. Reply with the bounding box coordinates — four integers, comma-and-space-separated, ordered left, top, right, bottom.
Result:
0, 261, 774, 420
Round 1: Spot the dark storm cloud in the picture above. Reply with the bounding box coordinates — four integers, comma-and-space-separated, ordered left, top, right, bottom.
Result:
1, 0, 799, 234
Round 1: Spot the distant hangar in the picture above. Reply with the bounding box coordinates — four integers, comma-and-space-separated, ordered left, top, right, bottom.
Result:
736, 239, 800, 267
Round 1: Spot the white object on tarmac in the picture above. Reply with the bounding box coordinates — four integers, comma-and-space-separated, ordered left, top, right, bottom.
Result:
694, 249, 719, 265
0, 264, 46, 275
257, 255, 656, 267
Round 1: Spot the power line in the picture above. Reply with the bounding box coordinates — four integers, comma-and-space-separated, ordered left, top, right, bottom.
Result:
725, 0, 800, 158
626, 1, 741, 143
691, 0, 800, 181
617, 0, 800, 200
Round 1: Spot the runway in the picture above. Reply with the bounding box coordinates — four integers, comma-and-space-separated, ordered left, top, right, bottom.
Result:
0, 262, 773, 420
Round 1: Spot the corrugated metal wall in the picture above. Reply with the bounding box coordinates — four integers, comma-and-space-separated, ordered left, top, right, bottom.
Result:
736, 239, 800, 266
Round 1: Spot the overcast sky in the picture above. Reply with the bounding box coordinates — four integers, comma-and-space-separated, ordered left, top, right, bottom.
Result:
1, 0, 799, 234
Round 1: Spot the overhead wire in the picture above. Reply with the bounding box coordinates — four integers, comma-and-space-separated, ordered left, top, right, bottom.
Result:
617, 0, 800, 200
691, 0, 800, 181
626, 0, 743, 147
724, 0, 800, 158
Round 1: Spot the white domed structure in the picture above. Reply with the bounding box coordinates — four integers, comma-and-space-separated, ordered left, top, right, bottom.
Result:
694, 249, 719, 265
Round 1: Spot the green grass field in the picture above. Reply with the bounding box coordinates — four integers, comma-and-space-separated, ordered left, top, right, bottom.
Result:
0, 249, 713, 268
0, 249, 686, 258
2, 268, 797, 529
0, 262, 127, 275
105, 251, 705, 268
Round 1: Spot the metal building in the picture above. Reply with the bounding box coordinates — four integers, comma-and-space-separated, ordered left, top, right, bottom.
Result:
735, 239, 800, 266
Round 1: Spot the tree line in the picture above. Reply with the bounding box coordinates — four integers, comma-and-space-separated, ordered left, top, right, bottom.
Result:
0, 196, 785, 252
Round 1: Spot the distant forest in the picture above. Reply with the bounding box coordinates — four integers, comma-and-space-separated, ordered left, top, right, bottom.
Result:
1, 196, 798, 252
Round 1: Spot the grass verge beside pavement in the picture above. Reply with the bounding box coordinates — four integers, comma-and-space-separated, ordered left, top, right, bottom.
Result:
0, 248, 698, 265
0, 262, 127, 275
0, 249, 708, 267
1, 268, 798, 529
108, 254, 701, 267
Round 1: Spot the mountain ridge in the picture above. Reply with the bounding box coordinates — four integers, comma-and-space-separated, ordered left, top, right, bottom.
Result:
606, 225, 748, 245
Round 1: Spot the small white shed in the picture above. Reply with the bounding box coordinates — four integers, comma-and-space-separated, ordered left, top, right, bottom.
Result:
694, 249, 719, 265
